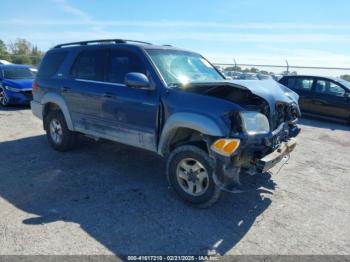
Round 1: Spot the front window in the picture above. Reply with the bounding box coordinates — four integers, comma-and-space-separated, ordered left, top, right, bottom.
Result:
146, 49, 224, 86
315, 80, 345, 97
338, 79, 350, 90
108, 50, 146, 84
3, 67, 34, 79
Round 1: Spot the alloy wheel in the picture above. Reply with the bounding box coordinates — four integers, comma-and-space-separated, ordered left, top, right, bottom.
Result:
49, 118, 63, 145
176, 158, 209, 196
0, 87, 8, 106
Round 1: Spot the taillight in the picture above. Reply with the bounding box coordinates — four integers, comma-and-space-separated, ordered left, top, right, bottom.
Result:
32, 81, 38, 92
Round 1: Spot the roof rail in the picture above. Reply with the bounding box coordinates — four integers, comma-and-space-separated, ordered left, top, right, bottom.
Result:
54, 39, 152, 48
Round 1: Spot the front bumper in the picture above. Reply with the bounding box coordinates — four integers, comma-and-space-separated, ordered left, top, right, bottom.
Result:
210, 120, 299, 190
256, 138, 297, 173
4, 89, 32, 105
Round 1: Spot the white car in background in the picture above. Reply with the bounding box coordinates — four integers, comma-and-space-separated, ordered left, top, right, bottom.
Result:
0, 59, 12, 65
224, 71, 242, 79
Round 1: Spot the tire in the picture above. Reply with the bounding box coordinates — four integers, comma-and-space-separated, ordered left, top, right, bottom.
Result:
44, 110, 77, 152
166, 145, 222, 208
0, 87, 9, 107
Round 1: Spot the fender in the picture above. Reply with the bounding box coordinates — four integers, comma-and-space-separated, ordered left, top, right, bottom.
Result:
158, 112, 227, 156
41, 93, 74, 130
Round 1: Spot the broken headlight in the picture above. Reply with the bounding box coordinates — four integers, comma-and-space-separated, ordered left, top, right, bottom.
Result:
240, 111, 270, 135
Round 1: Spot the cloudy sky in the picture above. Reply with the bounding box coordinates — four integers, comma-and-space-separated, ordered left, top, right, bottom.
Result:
1, 0, 350, 75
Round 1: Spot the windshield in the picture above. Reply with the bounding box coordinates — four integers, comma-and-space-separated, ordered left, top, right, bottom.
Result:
3, 67, 34, 79
338, 79, 350, 89
146, 49, 224, 86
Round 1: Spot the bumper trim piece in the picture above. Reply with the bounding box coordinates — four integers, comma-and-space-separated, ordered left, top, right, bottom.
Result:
256, 138, 297, 173
30, 100, 43, 120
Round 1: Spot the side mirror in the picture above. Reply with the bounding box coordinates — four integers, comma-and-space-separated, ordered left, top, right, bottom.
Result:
125, 72, 151, 89
345, 93, 350, 99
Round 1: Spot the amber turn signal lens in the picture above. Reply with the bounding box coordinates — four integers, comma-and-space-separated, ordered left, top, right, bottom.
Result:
211, 139, 240, 156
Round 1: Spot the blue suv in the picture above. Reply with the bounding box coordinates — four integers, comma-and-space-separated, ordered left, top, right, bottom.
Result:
31, 39, 300, 207
0, 64, 34, 106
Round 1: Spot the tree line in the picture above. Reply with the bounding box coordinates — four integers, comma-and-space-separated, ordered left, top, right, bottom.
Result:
0, 38, 44, 67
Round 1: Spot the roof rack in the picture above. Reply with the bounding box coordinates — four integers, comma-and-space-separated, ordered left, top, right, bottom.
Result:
54, 39, 152, 48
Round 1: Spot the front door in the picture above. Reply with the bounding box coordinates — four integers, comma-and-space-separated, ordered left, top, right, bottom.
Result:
312, 79, 349, 121
99, 48, 160, 151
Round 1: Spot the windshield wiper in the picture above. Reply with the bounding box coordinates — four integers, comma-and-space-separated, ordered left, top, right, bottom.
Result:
167, 83, 181, 88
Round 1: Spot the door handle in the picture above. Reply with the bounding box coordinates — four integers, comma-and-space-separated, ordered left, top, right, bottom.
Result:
102, 92, 113, 98
313, 99, 325, 105
60, 87, 71, 92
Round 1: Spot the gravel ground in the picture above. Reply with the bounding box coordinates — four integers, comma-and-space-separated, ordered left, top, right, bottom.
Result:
0, 106, 349, 256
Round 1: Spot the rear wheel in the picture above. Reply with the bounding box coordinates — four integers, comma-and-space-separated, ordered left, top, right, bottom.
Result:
166, 145, 222, 208
0, 87, 9, 106
44, 110, 77, 151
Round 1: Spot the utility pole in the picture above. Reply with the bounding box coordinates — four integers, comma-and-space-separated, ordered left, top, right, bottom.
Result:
286, 59, 290, 75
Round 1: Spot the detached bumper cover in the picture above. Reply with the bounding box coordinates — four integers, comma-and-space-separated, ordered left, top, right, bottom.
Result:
30, 100, 43, 120
256, 138, 297, 173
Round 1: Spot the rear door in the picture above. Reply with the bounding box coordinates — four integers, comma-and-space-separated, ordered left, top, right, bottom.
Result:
63, 48, 109, 132
98, 48, 160, 151
312, 79, 349, 120
285, 76, 314, 113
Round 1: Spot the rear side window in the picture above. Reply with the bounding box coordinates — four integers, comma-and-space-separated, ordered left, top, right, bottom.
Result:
71, 49, 107, 81
38, 51, 68, 78
286, 78, 296, 88
108, 50, 146, 84
289, 78, 313, 91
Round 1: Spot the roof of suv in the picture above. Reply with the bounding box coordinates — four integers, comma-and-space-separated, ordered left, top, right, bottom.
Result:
52, 39, 190, 52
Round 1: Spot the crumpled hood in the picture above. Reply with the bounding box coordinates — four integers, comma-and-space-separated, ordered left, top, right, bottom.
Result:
2, 78, 33, 90
229, 79, 299, 107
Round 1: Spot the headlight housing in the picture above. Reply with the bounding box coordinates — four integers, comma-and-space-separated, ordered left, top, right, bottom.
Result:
4, 86, 21, 92
240, 111, 270, 135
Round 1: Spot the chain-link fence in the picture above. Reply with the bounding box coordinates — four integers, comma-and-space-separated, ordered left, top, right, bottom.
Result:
214, 62, 350, 81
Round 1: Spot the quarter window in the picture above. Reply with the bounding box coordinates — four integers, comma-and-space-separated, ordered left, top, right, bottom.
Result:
315, 80, 345, 97
71, 49, 107, 81
108, 50, 147, 84
38, 51, 68, 78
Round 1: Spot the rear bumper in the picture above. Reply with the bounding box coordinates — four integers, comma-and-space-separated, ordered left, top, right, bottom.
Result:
30, 100, 43, 120
256, 138, 297, 173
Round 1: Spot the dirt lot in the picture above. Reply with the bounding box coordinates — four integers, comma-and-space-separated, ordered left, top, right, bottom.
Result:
0, 106, 349, 256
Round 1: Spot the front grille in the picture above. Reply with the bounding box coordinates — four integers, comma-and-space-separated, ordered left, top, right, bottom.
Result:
21, 90, 33, 99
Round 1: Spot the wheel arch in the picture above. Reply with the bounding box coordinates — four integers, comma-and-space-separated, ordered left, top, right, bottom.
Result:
158, 113, 226, 156
41, 93, 74, 130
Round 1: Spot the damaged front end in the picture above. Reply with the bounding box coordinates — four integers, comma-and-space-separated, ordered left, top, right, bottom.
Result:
201, 80, 301, 192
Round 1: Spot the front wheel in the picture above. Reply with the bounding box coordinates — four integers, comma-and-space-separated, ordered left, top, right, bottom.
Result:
0, 87, 9, 106
166, 145, 222, 208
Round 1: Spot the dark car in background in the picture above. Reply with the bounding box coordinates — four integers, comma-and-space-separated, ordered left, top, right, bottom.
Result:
0, 64, 34, 106
279, 75, 350, 124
